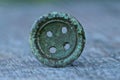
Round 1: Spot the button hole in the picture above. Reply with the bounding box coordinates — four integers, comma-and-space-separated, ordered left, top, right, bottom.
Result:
47, 31, 53, 37
64, 42, 70, 50
62, 27, 67, 34
49, 46, 56, 54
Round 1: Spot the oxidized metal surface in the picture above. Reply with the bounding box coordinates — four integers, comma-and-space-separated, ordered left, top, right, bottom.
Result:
29, 12, 85, 67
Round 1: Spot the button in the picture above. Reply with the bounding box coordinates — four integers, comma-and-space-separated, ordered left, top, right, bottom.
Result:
29, 12, 85, 67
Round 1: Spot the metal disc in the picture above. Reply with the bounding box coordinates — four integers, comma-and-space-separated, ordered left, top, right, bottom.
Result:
29, 12, 85, 67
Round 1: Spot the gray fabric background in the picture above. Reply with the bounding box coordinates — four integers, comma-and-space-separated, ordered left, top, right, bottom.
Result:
0, 1, 120, 80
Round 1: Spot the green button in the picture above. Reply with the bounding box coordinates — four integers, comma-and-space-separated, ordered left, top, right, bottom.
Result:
29, 12, 85, 67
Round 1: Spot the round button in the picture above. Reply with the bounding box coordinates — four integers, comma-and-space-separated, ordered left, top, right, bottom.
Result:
29, 12, 85, 67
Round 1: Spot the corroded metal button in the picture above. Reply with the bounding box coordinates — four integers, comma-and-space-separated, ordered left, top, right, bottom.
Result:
29, 12, 85, 67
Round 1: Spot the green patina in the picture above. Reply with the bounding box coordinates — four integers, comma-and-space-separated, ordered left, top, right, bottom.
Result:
29, 12, 85, 67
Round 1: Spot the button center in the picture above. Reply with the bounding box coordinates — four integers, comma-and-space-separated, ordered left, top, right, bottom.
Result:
38, 20, 77, 59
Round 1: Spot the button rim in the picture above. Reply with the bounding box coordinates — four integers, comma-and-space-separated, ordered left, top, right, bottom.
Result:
29, 12, 86, 67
